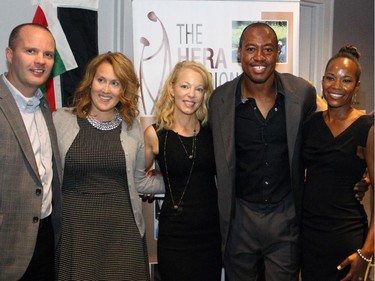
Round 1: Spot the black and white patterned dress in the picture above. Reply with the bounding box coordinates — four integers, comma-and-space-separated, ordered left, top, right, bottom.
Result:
57, 117, 150, 281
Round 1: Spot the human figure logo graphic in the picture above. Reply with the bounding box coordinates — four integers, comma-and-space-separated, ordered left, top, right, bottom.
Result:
138, 11, 172, 116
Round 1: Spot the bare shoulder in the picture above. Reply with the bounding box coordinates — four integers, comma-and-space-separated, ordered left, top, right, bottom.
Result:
367, 124, 374, 143
144, 124, 159, 162
351, 108, 367, 123
144, 124, 158, 145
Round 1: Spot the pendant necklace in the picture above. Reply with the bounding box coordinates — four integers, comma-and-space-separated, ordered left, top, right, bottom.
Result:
176, 129, 196, 160
163, 129, 197, 212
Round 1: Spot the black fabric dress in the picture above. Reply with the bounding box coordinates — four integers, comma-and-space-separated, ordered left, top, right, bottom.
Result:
57, 118, 150, 281
154, 125, 222, 281
301, 112, 373, 281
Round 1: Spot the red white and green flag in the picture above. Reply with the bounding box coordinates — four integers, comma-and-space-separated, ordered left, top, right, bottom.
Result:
32, 0, 99, 111
32, 0, 78, 111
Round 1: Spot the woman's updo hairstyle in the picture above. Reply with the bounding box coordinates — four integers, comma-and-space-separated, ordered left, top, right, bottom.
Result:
338, 45, 361, 60
325, 44, 362, 82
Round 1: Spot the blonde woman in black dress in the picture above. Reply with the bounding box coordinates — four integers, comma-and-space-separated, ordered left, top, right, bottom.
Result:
53, 52, 164, 281
144, 61, 222, 281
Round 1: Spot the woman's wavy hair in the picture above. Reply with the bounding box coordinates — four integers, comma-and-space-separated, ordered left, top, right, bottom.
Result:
154, 60, 213, 131
71, 52, 139, 129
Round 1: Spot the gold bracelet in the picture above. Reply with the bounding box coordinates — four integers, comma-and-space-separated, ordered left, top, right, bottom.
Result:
357, 249, 373, 263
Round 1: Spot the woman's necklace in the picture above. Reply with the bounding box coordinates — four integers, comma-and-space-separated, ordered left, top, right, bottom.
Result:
163, 130, 197, 213
176, 129, 197, 160
87, 108, 122, 131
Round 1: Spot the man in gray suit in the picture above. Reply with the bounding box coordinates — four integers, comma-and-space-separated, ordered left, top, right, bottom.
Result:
0, 23, 62, 281
209, 22, 316, 280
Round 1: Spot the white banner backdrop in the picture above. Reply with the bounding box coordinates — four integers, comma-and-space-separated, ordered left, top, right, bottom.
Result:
133, 1, 300, 270
133, 0, 300, 117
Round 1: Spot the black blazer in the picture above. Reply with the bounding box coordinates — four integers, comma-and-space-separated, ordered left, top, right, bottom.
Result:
208, 72, 317, 254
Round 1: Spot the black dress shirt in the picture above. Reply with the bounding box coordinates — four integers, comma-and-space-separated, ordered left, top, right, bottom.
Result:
235, 77, 292, 204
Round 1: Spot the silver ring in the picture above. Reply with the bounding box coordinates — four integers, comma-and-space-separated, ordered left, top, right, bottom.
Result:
358, 277, 364, 281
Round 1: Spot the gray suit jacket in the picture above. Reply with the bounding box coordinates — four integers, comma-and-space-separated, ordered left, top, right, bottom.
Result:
0, 76, 62, 281
208, 72, 316, 254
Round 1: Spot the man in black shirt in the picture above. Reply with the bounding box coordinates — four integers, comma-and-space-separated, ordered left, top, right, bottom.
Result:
209, 22, 316, 281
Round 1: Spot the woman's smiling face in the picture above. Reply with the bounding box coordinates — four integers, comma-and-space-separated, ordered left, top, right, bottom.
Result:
322, 57, 360, 109
89, 62, 122, 120
170, 68, 205, 117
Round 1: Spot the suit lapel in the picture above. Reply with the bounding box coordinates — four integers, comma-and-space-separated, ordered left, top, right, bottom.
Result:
0, 77, 41, 182
40, 98, 62, 183
282, 79, 302, 167
217, 77, 239, 168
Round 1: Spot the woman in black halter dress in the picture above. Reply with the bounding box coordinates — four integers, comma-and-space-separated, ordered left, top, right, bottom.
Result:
144, 61, 222, 281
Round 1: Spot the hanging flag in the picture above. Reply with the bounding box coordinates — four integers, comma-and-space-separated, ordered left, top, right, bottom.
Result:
57, 5, 99, 106
32, 0, 78, 111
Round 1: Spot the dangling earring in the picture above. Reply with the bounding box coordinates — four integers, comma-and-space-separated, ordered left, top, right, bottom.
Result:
351, 91, 359, 106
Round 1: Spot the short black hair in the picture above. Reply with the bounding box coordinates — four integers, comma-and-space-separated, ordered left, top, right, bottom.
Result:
238, 22, 278, 49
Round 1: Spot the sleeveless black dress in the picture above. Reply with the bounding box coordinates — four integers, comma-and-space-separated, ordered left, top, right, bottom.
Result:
154, 125, 222, 281
301, 112, 373, 280
57, 118, 150, 281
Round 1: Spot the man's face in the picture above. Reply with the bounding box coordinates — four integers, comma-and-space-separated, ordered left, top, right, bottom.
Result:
6, 25, 55, 97
237, 25, 279, 84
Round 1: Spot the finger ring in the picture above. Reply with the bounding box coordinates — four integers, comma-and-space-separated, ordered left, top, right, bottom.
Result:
358, 277, 363, 281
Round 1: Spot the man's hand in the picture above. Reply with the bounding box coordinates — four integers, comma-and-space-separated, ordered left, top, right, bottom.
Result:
354, 176, 370, 201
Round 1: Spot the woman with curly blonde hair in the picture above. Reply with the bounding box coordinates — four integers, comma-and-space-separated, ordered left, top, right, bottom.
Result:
144, 60, 222, 281
53, 52, 164, 281
154, 60, 213, 131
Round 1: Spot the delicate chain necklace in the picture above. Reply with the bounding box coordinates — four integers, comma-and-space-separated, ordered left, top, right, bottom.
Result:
87, 108, 122, 131
176, 130, 197, 160
163, 130, 196, 211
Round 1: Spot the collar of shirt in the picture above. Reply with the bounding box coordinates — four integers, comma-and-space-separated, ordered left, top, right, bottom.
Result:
235, 72, 286, 107
2, 73, 43, 113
